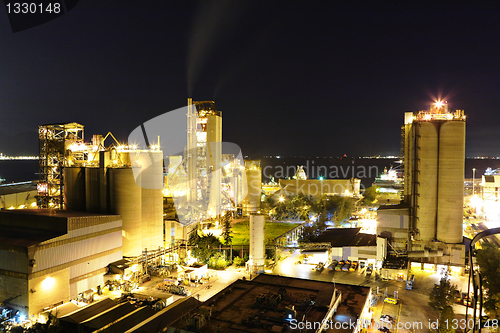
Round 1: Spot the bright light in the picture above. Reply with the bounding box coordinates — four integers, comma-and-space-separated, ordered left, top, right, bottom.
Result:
319, 176, 324, 180
470, 194, 482, 213
359, 218, 377, 234
18, 315, 26, 322
279, 195, 285, 203
31, 202, 37, 207
434, 100, 444, 108
41, 277, 55, 289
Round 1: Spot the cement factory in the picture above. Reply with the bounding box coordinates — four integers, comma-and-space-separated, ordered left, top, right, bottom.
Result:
0, 98, 486, 331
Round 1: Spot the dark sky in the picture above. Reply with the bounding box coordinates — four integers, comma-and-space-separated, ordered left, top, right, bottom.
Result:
1, 2, 500, 157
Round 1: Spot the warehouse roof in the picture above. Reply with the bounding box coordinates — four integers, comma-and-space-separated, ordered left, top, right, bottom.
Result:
166, 274, 370, 333
0, 181, 37, 196
0, 225, 65, 248
313, 227, 377, 247
61, 298, 118, 324
128, 297, 202, 332
0, 209, 119, 218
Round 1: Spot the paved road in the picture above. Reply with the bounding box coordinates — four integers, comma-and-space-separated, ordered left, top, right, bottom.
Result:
274, 250, 474, 332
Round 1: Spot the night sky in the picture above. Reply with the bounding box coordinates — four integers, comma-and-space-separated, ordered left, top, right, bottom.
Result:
1, 2, 500, 157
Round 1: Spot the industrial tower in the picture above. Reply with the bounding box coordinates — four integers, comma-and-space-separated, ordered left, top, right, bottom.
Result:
403, 102, 466, 244
37, 123, 85, 209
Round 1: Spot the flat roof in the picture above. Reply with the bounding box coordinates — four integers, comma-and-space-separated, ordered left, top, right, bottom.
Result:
128, 297, 201, 333
0, 225, 65, 248
0, 209, 120, 219
167, 274, 370, 333
61, 298, 118, 325
313, 228, 377, 247
0, 181, 37, 196
377, 203, 410, 211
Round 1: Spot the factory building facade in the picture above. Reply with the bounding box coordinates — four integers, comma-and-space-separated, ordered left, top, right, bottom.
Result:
0, 210, 122, 318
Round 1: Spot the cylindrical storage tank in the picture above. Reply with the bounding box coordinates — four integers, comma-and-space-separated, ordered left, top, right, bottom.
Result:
249, 214, 265, 273
415, 121, 439, 241
136, 151, 164, 252
207, 115, 222, 217
85, 167, 100, 213
436, 121, 466, 243
64, 167, 86, 211
244, 168, 261, 215
109, 167, 142, 257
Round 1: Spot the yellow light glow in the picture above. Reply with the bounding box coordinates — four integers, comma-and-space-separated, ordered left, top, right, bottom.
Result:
19, 204, 25, 209
41, 277, 55, 289
423, 263, 435, 271
31, 202, 37, 207
8, 206, 14, 210
434, 100, 444, 108
279, 195, 285, 203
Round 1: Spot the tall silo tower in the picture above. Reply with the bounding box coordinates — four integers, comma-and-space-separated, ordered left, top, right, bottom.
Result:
403, 102, 466, 244
186, 100, 223, 220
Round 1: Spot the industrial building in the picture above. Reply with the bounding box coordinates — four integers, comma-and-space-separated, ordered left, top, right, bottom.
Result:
277, 174, 361, 198
164, 274, 372, 333
376, 102, 467, 267
36, 123, 164, 258
0, 181, 38, 209
0, 209, 122, 319
0, 121, 167, 319
300, 228, 383, 268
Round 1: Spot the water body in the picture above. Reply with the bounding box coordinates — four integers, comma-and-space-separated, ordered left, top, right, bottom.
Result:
0, 158, 498, 187
259, 157, 500, 188
0, 160, 39, 183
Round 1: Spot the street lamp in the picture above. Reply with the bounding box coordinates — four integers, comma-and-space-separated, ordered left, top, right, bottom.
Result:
473, 168, 476, 195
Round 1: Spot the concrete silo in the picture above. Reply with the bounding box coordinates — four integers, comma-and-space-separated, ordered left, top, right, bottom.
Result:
436, 120, 466, 243
247, 214, 265, 274
242, 160, 261, 215
136, 151, 164, 252
64, 167, 86, 211
403, 103, 466, 245
85, 167, 100, 213
207, 114, 222, 218
414, 122, 439, 241
108, 167, 142, 257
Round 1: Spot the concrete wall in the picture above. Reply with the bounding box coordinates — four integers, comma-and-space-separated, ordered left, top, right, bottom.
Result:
328, 246, 377, 261
0, 190, 38, 209
345, 246, 377, 261
28, 268, 69, 316
0, 275, 28, 317
376, 207, 410, 251
409, 241, 465, 265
